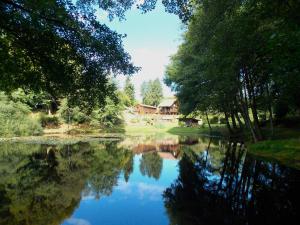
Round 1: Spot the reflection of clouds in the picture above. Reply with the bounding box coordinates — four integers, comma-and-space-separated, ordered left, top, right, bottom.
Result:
115, 180, 132, 194
116, 181, 165, 201
65, 218, 91, 225
82, 195, 95, 201
137, 183, 165, 201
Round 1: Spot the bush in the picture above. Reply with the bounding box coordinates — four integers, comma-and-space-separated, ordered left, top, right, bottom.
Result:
39, 114, 60, 128
90, 97, 124, 128
219, 117, 226, 124
178, 121, 186, 127
0, 99, 42, 137
57, 97, 124, 128
89, 119, 101, 127
258, 113, 267, 122
58, 99, 91, 124
210, 116, 219, 124
274, 101, 289, 119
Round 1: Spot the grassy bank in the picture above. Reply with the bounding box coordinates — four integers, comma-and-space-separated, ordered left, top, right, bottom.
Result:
43, 123, 125, 135
125, 123, 227, 136
125, 124, 200, 135
248, 126, 300, 169
248, 139, 300, 169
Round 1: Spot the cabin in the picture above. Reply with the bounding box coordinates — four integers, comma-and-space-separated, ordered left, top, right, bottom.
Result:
157, 152, 178, 160
158, 98, 178, 115
178, 117, 200, 127
135, 104, 157, 114
132, 144, 156, 154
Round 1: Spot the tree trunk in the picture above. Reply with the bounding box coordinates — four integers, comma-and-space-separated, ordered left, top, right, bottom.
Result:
244, 68, 263, 140
266, 83, 274, 137
224, 111, 233, 134
238, 81, 258, 142
235, 111, 244, 130
250, 99, 263, 140
205, 111, 212, 134
231, 110, 238, 130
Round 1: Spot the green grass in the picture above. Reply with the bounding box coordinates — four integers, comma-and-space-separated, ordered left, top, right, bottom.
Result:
248, 139, 300, 169
167, 126, 204, 135
248, 126, 300, 169
125, 123, 176, 134
125, 123, 227, 136
167, 126, 227, 136
261, 127, 300, 140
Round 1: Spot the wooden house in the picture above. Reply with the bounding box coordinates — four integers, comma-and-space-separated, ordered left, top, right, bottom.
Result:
158, 98, 178, 115
135, 104, 157, 114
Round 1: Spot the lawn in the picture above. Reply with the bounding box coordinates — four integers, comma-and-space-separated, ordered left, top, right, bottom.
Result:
125, 123, 226, 136
248, 139, 300, 169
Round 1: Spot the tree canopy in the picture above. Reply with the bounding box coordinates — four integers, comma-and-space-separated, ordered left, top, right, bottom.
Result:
0, 0, 191, 132
0, 0, 139, 106
165, 0, 300, 141
141, 78, 163, 106
139, 152, 163, 180
124, 77, 135, 106
0, 0, 191, 106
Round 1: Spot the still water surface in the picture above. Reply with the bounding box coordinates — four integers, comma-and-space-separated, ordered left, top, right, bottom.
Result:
0, 135, 299, 225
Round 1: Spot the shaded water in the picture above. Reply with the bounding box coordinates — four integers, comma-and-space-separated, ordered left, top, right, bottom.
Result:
0, 135, 299, 225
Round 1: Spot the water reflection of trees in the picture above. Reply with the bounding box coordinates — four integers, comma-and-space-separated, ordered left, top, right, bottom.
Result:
139, 152, 163, 180
0, 141, 134, 225
84, 142, 134, 199
163, 142, 300, 225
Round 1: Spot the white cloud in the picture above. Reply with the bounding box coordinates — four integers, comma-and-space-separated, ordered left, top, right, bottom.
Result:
117, 47, 175, 100
115, 180, 132, 194
64, 218, 91, 225
115, 180, 165, 201
137, 182, 165, 201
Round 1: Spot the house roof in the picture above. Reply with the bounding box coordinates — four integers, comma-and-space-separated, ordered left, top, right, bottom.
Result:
157, 152, 177, 160
179, 117, 200, 122
158, 98, 177, 107
136, 103, 157, 109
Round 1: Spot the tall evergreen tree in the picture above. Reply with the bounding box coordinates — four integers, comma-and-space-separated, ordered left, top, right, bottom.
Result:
124, 77, 135, 106
151, 78, 164, 106
141, 79, 163, 106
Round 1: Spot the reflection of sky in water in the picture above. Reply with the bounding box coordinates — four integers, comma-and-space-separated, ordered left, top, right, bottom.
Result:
62, 155, 178, 225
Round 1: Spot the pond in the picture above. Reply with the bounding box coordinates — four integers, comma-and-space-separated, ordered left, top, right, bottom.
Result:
0, 135, 299, 225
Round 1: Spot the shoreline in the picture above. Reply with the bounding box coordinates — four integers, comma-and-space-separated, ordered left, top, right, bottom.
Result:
1, 125, 299, 170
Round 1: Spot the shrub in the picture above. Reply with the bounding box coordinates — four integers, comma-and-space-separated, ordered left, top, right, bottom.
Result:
178, 121, 186, 127
39, 114, 60, 128
90, 97, 124, 128
274, 100, 289, 119
58, 99, 91, 124
219, 117, 226, 124
258, 113, 267, 122
210, 116, 219, 124
0, 99, 42, 137
57, 97, 124, 128
89, 119, 100, 127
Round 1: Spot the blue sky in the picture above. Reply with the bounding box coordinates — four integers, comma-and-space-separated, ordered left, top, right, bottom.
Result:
97, 2, 183, 100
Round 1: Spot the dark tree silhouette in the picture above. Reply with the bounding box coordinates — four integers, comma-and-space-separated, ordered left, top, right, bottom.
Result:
163, 143, 300, 225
